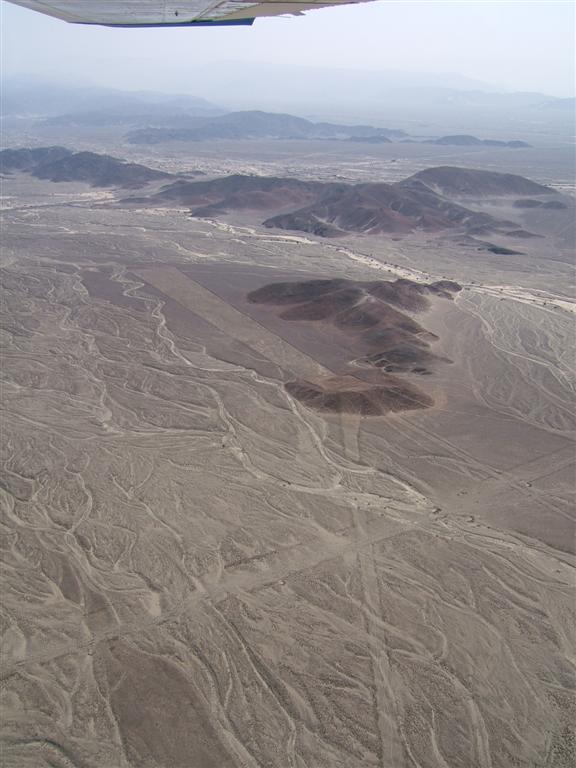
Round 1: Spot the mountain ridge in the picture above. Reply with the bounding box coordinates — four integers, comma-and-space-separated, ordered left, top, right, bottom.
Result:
2, 147, 558, 239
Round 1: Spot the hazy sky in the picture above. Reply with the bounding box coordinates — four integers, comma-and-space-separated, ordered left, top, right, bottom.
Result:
1, 1, 574, 97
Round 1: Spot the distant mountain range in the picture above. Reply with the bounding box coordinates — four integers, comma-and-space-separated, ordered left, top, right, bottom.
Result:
125, 117, 531, 147
125, 111, 406, 144
147, 61, 572, 120
1, 78, 541, 148
1, 77, 223, 118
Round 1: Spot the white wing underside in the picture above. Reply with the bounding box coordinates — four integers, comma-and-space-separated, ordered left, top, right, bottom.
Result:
6, 0, 373, 24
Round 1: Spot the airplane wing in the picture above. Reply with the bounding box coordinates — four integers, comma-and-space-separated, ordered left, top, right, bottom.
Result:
5, 0, 375, 27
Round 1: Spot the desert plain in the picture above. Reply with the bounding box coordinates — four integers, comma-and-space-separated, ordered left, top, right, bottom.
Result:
0, 132, 575, 768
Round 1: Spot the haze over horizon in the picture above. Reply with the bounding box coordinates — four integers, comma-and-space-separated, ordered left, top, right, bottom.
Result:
1, 0, 574, 101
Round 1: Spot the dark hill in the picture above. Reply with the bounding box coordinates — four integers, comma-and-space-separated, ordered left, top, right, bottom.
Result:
32, 152, 173, 188
146, 174, 326, 214
401, 166, 552, 197
0, 146, 73, 173
0, 147, 173, 189
2, 78, 222, 118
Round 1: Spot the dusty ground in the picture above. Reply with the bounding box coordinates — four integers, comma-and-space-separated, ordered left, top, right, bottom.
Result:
1, 169, 575, 768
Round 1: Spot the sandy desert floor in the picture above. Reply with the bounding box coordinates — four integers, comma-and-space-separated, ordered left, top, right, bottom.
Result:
1, 175, 575, 768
